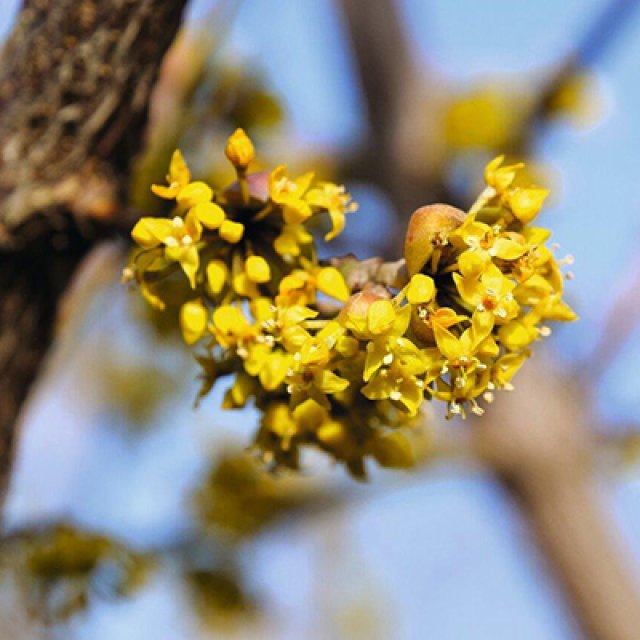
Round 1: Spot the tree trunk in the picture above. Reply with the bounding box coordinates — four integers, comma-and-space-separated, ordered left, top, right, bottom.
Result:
0, 0, 189, 498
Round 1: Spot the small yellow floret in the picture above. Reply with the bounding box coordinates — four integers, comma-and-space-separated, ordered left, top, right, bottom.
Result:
246, 256, 271, 283
219, 220, 245, 244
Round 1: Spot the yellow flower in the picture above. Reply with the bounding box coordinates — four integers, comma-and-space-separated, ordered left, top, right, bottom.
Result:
269, 165, 314, 224
211, 305, 255, 349
288, 322, 350, 408
454, 260, 519, 324
451, 216, 527, 261
361, 338, 433, 416
432, 311, 496, 412
508, 187, 549, 224
225, 128, 255, 171
277, 263, 350, 307
151, 149, 190, 199
306, 182, 358, 241
131, 212, 202, 288
484, 155, 524, 194
176, 181, 213, 210
245, 345, 292, 391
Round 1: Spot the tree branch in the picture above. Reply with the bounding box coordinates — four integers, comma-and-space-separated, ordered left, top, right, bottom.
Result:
0, 0, 189, 499
475, 361, 640, 640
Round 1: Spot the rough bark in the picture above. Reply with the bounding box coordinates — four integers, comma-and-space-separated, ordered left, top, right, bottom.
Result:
0, 0, 189, 497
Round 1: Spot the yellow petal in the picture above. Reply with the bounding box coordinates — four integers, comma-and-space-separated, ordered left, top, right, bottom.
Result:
317, 267, 350, 302
363, 340, 388, 381
259, 352, 290, 390
498, 320, 536, 351
192, 202, 225, 229
213, 305, 248, 334
232, 271, 259, 297
509, 187, 549, 224
177, 246, 199, 288
433, 324, 463, 361
315, 369, 350, 394
245, 255, 271, 283
292, 399, 327, 431
206, 260, 228, 294
131, 218, 174, 248
367, 300, 396, 335
180, 299, 208, 345
324, 209, 345, 241
219, 219, 245, 244
283, 201, 312, 224
168, 149, 190, 186
274, 229, 301, 257
407, 274, 435, 305
176, 181, 213, 209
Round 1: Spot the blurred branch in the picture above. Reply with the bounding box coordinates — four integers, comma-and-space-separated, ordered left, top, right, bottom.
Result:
475, 360, 640, 640
0, 0, 188, 501
337, 0, 446, 231
512, 0, 640, 154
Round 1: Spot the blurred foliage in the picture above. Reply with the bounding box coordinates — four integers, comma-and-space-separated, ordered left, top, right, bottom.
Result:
194, 451, 326, 540
186, 564, 257, 627
443, 72, 597, 157
0, 524, 151, 623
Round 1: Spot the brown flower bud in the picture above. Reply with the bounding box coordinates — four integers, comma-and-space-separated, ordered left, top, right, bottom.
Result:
338, 286, 390, 323
404, 204, 465, 276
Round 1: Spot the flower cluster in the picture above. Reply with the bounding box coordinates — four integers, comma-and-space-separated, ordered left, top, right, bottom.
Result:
126, 132, 576, 477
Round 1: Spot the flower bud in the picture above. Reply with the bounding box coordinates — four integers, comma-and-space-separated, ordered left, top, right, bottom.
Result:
404, 204, 465, 275
225, 128, 255, 172
338, 287, 389, 323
